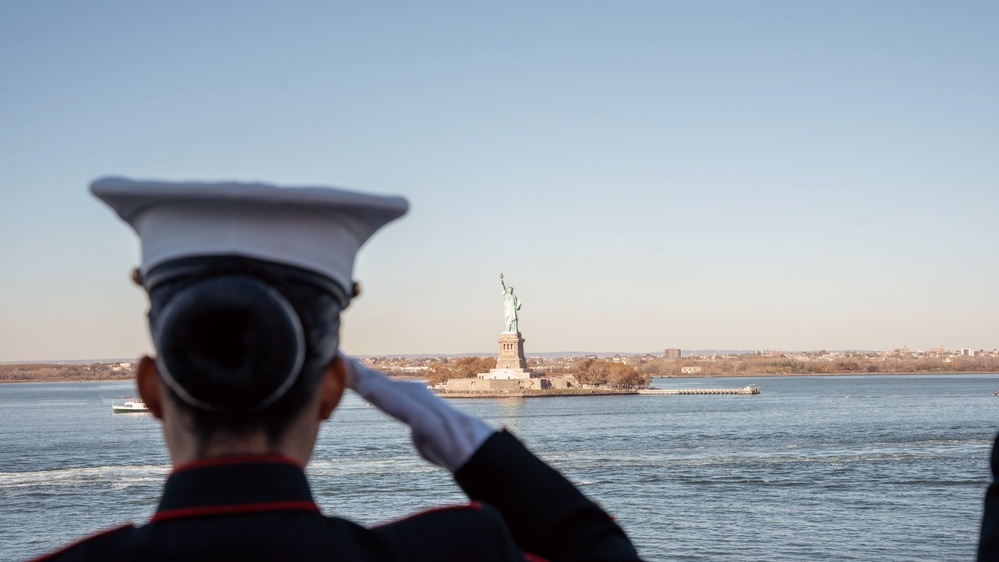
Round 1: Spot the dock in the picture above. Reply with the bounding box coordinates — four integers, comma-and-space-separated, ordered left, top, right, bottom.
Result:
438, 389, 636, 399
638, 385, 760, 396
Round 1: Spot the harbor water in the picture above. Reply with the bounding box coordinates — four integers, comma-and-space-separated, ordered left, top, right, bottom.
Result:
2, 374, 997, 561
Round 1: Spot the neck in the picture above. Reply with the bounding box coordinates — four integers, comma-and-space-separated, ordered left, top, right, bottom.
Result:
195, 432, 277, 461
161, 404, 318, 468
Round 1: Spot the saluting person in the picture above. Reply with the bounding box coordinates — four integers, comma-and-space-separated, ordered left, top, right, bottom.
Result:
32, 177, 641, 562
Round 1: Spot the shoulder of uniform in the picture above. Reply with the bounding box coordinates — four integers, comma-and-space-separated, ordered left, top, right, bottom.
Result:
372, 500, 490, 528
362, 502, 526, 561
28, 524, 136, 562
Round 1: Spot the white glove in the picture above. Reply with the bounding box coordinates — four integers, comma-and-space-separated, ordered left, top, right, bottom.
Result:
343, 355, 495, 473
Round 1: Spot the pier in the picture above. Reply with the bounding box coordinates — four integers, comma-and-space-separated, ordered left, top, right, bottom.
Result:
637, 385, 760, 396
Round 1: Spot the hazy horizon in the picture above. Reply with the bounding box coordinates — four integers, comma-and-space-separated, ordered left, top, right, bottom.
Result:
2, 2, 996, 362
5, 346, 991, 366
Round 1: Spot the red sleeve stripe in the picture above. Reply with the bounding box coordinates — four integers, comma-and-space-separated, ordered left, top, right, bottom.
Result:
371, 501, 484, 527
28, 524, 134, 562
524, 553, 550, 562
151, 500, 320, 522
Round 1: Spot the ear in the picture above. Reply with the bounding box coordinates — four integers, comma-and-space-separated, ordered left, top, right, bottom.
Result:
318, 356, 348, 421
137, 356, 165, 419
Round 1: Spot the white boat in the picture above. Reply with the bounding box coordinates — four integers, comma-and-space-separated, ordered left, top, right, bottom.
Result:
112, 399, 149, 414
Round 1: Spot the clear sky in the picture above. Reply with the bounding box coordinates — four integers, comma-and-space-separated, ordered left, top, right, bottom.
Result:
1, 1, 996, 362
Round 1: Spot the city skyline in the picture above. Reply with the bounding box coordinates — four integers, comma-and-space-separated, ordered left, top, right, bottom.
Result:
1, 2, 996, 362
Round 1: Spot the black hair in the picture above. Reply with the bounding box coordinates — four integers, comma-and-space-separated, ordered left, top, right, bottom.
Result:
145, 256, 344, 446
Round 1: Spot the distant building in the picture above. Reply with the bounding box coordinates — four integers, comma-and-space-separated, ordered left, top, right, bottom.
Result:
664, 348, 682, 360
680, 366, 701, 374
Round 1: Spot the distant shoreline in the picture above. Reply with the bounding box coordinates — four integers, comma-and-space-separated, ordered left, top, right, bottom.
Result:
0, 376, 134, 384
3, 370, 999, 385
661, 370, 999, 378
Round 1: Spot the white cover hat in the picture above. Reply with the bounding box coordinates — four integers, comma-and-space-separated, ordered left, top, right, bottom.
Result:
91, 176, 409, 294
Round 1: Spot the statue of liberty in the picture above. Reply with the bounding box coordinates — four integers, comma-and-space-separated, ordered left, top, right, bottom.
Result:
499, 273, 522, 333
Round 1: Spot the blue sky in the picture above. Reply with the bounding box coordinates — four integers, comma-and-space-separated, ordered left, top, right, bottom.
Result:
1, 1, 996, 361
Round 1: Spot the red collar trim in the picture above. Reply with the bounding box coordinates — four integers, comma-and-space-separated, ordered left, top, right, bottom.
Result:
151, 500, 320, 523
171, 454, 303, 475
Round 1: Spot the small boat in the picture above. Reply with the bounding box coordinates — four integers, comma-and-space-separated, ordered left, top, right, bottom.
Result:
112, 399, 149, 414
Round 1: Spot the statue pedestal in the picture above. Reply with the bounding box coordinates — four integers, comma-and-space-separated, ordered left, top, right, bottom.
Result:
480, 332, 535, 379
497, 332, 528, 370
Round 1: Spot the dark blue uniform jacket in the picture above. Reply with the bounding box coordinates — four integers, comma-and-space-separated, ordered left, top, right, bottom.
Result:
980, 434, 999, 561
32, 431, 641, 561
